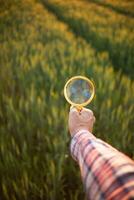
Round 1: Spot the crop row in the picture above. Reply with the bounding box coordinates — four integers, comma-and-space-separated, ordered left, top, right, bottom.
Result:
0, 0, 134, 199
43, 0, 134, 78
87, 0, 134, 17
95, 0, 134, 17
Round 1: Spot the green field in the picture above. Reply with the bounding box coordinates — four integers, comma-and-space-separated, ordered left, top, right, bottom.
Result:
0, 0, 134, 199
87, 0, 134, 17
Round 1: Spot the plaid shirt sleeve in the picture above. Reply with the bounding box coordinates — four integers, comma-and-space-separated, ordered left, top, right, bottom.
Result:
70, 130, 134, 200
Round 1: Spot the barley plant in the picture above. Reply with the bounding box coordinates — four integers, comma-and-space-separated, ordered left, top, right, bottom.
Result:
0, 0, 134, 199
88, 0, 134, 17
43, 0, 134, 78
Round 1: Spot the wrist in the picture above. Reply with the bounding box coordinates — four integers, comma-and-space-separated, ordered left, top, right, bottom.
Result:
71, 129, 94, 138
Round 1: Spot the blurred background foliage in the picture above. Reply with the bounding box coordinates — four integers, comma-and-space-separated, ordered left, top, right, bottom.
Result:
0, 0, 134, 199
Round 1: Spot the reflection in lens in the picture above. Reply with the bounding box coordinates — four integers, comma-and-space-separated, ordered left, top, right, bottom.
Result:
66, 79, 92, 104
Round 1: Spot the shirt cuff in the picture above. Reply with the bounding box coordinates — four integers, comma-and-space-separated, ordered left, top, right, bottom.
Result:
70, 130, 96, 162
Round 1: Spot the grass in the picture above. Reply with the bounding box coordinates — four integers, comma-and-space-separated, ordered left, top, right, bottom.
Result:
43, 0, 134, 78
87, 0, 134, 18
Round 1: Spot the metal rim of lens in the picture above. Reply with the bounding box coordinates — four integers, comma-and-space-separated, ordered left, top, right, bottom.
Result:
64, 75, 95, 107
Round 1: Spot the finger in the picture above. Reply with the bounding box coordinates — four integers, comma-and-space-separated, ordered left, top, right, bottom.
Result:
81, 108, 93, 116
70, 106, 77, 112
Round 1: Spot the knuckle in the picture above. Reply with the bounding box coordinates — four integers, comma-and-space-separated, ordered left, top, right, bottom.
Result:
87, 109, 94, 116
69, 110, 77, 118
81, 109, 94, 119
70, 107, 77, 112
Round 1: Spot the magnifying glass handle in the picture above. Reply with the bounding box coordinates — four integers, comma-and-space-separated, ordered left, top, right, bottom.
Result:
70, 105, 83, 114
77, 106, 83, 113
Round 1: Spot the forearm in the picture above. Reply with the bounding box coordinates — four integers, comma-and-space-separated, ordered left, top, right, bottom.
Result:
70, 130, 134, 199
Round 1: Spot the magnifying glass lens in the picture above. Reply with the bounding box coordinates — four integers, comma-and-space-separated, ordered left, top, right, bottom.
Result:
66, 79, 92, 104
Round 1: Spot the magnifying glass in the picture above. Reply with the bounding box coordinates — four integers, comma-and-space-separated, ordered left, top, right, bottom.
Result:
64, 76, 95, 112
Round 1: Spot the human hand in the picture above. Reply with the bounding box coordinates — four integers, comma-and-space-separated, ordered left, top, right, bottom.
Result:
68, 107, 95, 137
